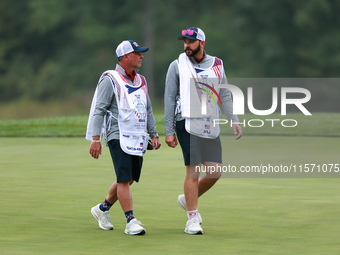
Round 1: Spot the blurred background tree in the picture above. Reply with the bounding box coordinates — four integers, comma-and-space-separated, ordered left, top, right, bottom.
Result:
0, 0, 339, 118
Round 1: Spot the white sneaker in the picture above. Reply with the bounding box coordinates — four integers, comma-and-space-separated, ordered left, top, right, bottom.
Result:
185, 218, 203, 235
177, 194, 187, 211
91, 204, 114, 230
124, 219, 146, 235
177, 194, 203, 224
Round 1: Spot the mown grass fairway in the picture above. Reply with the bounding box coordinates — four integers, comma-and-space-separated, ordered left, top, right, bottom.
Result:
1, 136, 339, 254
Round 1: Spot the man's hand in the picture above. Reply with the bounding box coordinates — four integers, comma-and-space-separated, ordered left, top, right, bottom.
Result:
165, 135, 178, 148
151, 136, 161, 150
90, 136, 102, 159
232, 124, 243, 140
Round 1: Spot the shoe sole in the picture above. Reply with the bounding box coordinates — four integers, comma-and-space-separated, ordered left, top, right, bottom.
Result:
91, 207, 113, 230
124, 229, 146, 235
184, 229, 203, 235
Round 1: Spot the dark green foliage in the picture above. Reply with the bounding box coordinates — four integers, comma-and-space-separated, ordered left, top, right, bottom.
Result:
0, 0, 339, 103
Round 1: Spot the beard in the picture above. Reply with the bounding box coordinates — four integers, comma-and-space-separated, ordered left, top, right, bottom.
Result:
185, 43, 201, 57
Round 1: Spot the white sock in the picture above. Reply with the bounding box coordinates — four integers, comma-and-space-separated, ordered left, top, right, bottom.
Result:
187, 210, 198, 220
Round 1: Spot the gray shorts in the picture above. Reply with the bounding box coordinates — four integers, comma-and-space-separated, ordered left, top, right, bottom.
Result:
175, 120, 222, 166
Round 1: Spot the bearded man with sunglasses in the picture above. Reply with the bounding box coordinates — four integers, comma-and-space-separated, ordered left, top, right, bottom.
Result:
164, 27, 242, 235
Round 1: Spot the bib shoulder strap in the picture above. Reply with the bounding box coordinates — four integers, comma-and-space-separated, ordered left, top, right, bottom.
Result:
211, 57, 223, 80
99, 70, 116, 86
137, 74, 148, 96
139, 74, 147, 88
213, 57, 222, 67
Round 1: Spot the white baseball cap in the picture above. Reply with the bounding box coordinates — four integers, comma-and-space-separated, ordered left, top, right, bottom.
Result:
116, 40, 149, 60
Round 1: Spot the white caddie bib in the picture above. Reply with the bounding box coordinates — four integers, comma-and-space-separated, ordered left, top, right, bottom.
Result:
86, 69, 149, 156
178, 54, 224, 139
112, 70, 149, 156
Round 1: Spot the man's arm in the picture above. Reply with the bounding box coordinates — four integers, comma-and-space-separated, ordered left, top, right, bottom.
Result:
219, 68, 243, 140
164, 60, 179, 136
146, 94, 161, 150
89, 77, 114, 159
219, 88, 239, 123
164, 60, 180, 147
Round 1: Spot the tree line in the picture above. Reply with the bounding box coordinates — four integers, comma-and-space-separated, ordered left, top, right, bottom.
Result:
0, 0, 339, 107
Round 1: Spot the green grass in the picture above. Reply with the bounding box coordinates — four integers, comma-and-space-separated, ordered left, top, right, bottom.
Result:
0, 112, 339, 254
1, 136, 339, 254
0, 116, 89, 137
0, 112, 340, 137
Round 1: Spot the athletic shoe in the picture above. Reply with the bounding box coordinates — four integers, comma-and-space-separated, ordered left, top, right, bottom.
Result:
177, 194, 187, 211
124, 219, 146, 235
184, 218, 203, 235
177, 194, 203, 224
91, 204, 114, 230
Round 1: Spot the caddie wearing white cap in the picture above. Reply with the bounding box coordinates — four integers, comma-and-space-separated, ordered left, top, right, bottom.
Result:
164, 27, 242, 234
86, 40, 161, 235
